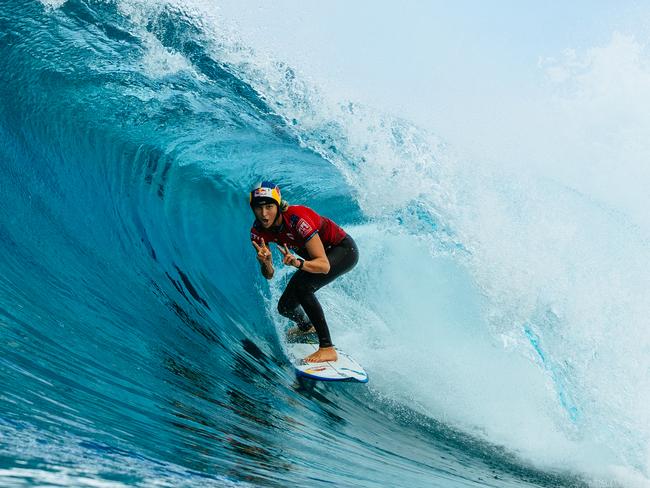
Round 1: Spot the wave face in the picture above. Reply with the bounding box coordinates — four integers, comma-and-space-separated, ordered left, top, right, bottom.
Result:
0, 1, 647, 487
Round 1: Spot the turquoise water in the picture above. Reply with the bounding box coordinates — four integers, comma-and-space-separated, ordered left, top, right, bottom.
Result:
0, 1, 646, 486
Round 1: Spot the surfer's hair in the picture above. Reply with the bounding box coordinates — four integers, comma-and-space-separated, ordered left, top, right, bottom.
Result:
279, 200, 289, 212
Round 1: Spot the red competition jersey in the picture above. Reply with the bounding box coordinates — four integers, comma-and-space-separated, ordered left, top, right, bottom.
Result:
250, 205, 347, 256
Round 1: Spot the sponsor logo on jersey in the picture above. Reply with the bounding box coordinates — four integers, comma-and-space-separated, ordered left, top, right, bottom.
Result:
297, 218, 312, 237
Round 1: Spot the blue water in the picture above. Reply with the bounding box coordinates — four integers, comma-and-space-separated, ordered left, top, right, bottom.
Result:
0, 1, 642, 487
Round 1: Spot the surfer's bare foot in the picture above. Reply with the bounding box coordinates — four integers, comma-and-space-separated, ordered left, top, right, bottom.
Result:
304, 346, 337, 363
287, 325, 316, 337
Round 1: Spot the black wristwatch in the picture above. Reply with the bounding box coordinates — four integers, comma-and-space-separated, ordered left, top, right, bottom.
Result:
297, 258, 305, 269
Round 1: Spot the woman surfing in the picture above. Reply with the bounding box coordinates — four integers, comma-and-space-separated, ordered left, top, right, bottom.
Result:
249, 182, 359, 363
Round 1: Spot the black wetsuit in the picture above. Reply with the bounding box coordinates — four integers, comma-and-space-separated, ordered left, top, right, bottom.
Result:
277, 235, 359, 348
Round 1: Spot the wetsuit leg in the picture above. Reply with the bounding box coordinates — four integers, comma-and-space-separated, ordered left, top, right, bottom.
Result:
277, 288, 311, 329
277, 235, 359, 348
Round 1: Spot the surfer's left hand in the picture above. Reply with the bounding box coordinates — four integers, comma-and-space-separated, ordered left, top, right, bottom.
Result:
277, 244, 301, 268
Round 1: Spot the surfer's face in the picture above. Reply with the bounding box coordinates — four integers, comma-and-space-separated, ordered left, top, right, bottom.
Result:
254, 203, 278, 228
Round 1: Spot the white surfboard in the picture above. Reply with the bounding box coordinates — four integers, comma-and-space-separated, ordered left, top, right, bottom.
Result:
287, 343, 368, 383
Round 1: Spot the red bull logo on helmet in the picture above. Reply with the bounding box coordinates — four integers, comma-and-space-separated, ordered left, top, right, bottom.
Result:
253, 187, 274, 199
250, 182, 281, 206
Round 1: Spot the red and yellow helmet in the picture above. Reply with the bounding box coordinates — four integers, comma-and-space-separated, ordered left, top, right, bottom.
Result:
249, 181, 281, 207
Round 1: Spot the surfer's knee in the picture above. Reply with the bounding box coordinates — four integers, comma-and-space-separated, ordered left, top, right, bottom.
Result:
296, 280, 319, 297
277, 296, 290, 316
277, 290, 299, 317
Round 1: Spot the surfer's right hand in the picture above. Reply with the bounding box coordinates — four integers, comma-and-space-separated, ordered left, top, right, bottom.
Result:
252, 238, 273, 266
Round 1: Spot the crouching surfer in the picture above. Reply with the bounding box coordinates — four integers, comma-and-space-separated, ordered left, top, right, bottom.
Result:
248, 181, 359, 363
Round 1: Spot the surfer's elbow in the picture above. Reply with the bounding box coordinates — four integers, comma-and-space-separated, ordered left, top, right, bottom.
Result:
320, 259, 330, 274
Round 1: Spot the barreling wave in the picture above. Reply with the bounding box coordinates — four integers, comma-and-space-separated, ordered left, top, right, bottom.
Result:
0, 1, 646, 487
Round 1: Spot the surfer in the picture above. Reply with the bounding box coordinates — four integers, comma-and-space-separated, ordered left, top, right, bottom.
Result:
249, 182, 359, 363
